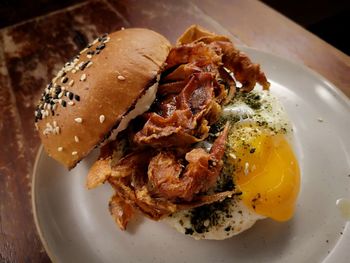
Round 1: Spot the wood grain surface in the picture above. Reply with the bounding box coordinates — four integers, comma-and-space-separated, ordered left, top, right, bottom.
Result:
0, 0, 349, 262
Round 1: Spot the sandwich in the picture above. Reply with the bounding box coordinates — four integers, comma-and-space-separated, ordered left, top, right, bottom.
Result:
35, 25, 300, 240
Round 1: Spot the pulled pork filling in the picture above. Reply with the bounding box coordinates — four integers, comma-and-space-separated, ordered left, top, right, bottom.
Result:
86, 25, 270, 230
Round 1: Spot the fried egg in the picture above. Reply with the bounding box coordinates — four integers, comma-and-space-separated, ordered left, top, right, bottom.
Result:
164, 89, 300, 239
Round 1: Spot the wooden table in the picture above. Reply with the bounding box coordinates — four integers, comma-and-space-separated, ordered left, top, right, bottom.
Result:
0, 0, 349, 262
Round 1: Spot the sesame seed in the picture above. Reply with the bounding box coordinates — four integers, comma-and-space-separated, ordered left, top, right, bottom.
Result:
53, 121, 57, 127
69, 79, 74, 86
52, 104, 57, 111
74, 117, 83, 123
58, 91, 64, 98
61, 86, 66, 91
229, 153, 236, 159
99, 115, 105, 123
34, 123, 39, 130
68, 101, 75, 106
80, 74, 86, 81
103, 37, 110, 43
80, 61, 90, 70
61, 76, 68, 83
79, 48, 88, 54
57, 147, 63, 152
57, 71, 64, 78
121, 27, 125, 30
96, 43, 105, 50
72, 69, 77, 74
72, 151, 78, 156
55, 86, 61, 94
55, 127, 60, 134
244, 162, 249, 175
87, 54, 92, 59
74, 136, 79, 142
92, 38, 99, 45
117, 75, 126, 80
86, 61, 93, 68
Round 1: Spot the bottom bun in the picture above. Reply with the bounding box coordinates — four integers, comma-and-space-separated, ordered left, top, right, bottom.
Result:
163, 197, 265, 240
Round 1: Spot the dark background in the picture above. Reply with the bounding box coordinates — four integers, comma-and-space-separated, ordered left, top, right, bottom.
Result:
0, 0, 349, 54
0, 0, 350, 55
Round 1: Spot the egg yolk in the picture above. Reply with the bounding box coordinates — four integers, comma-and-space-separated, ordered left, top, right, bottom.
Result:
229, 126, 300, 221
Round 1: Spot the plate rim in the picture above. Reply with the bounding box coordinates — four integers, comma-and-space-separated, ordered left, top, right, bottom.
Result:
31, 47, 350, 263
32, 144, 59, 263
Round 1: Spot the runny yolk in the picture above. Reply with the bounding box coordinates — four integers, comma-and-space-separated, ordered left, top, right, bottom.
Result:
230, 128, 300, 221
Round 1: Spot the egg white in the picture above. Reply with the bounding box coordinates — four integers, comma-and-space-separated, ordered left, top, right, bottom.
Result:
164, 90, 294, 240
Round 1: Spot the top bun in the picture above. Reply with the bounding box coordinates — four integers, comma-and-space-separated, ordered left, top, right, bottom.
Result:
35, 28, 171, 169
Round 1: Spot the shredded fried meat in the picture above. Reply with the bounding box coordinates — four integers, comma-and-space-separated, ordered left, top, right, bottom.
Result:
87, 25, 270, 230
148, 124, 229, 201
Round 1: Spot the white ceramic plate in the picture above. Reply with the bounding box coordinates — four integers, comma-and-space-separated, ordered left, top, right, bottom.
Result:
32, 47, 350, 263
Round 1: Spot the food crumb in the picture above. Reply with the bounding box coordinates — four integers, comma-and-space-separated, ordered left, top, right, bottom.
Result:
317, 117, 324, 122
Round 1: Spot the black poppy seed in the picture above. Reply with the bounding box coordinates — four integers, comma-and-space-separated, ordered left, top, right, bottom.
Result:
68, 92, 74, 100
87, 43, 92, 48
62, 77, 68, 83
102, 33, 108, 38
62, 100, 67, 107
52, 111, 55, 116
55, 86, 62, 94
184, 228, 194, 235
80, 61, 90, 70
96, 43, 105, 50
74, 95, 80, 101
87, 50, 95, 55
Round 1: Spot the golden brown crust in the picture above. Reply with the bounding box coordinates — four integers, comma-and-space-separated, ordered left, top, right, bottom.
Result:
35, 28, 171, 169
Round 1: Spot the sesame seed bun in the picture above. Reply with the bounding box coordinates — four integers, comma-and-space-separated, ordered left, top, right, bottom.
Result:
35, 28, 171, 169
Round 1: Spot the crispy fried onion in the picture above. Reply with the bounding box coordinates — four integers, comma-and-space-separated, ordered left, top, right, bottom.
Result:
134, 25, 269, 148
88, 126, 239, 229
87, 26, 269, 230
134, 72, 223, 147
